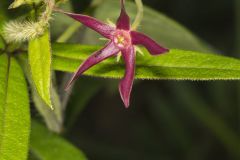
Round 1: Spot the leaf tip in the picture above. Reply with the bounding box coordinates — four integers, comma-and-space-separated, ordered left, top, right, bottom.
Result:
50, 105, 54, 110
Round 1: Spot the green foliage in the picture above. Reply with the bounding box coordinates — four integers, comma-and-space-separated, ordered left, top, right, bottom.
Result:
0, 1, 239, 160
52, 44, 240, 80
31, 85, 63, 133
0, 37, 4, 49
30, 120, 88, 160
17, 55, 63, 133
29, 31, 53, 108
8, 0, 38, 9
0, 1, 7, 28
0, 54, 30, 160
0, 1, 8, 37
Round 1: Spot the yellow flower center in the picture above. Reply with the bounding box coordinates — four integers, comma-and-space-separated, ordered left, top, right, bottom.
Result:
116, 36, 125, 45
113, 30, 131, 49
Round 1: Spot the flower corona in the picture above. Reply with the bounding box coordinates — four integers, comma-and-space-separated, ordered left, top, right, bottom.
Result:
113, 30, 132, 49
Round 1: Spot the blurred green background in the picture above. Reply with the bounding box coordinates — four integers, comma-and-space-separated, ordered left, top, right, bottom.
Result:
47, 0, 240, 160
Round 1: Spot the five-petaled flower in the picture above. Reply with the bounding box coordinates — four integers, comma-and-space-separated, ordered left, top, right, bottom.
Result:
60, 0, 169, 108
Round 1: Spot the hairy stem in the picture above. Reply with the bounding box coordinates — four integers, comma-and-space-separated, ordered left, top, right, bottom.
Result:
132, 0, 144, 30
39, 0, 55, 27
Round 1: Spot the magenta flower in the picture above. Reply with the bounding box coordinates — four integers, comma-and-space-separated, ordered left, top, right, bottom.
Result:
61, 0, 169, 108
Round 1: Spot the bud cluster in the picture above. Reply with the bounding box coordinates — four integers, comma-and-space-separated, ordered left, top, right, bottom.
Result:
3, 0, 55, 43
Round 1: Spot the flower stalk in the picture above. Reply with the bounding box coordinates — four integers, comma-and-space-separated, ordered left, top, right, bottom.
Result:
132, 0, 144, 30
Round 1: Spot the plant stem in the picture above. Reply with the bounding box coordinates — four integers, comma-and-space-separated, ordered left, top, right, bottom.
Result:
56, 22, 82, 43
40, 0, 55, 25
132, 0, 144, 30
55, 0, 103, 43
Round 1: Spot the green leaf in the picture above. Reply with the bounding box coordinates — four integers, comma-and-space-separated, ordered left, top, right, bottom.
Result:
0, 54, 30, 160
0, 18, 6, 34
0, 0, 8, 48
0, 37, 4, 49
83, 0, 212, 52
30, 120, 87, 160
8, 0, 29, 9
8, 0, 41, 9
17, 55, 63, 133
29, 31, 52, 108
0, 2, 7, 22
31, 85, 63, 133
52, 44, 240, 80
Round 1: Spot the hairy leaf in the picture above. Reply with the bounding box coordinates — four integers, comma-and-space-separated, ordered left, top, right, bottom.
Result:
30, 120, 87, 160
31, 85, 63, 133
0, 54, 30, 160
29, 31, 52, 108
17, 55, 63, 133
52, 44, 240, 80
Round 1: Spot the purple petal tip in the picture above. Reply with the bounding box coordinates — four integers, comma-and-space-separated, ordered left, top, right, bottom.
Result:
118, 47, 135, 108
131, 31, 169, 55
56, 9, 115, 39
64, 78, 75, 91
119, 84, 130, 108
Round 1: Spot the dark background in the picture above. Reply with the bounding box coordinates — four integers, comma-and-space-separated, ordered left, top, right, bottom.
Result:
62, 0, 240, 160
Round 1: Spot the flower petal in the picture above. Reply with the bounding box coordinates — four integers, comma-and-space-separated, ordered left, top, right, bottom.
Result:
116, 0, 130, 30
131, 31, 169, 55
61, 11, 115, 38
65, 42, 120, 90
119, 46, 135, 108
